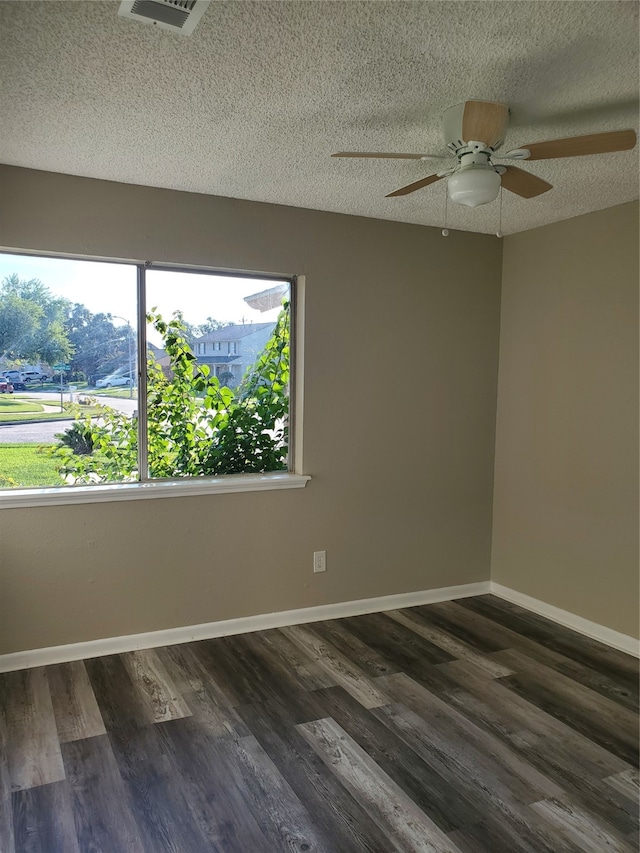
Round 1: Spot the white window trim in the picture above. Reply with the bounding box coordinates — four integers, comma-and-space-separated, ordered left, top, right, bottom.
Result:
0, 472, 310, 509
0, 252, 307, 506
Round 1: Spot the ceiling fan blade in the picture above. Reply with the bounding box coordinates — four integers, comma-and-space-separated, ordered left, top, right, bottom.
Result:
513, 129, 637, 160
501, 166, 553, 198
386, 174, 442, 197
461, 100, 509, 148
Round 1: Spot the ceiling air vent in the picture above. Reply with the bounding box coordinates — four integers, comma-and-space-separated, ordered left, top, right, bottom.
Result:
118, 0, 209, 35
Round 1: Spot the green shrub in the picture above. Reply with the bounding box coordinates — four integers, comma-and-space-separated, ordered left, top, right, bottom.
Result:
53, 303, 290, 484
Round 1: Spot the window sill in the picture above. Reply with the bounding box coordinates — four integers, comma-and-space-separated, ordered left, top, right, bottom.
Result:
0, 472, 311, 509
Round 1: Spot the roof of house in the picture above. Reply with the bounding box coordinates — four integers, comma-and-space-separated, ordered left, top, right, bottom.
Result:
196, 323, 273, 343
199, 356, 241, 365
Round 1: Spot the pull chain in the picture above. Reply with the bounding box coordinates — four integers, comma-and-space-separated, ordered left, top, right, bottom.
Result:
496, 187, 503, 238
442, 182, 449, 237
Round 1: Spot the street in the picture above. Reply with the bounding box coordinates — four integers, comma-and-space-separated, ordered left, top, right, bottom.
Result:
0, 390, 139, 443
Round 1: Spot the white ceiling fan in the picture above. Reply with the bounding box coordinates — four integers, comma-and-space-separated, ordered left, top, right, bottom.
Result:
333, 100, 637, 208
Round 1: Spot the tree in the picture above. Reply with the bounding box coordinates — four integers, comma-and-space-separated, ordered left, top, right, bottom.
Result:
53, 302, 290, 483
0, 293, 42, 361
182, 315, 228, 348
0, 274, 72, 364
65, 304, 127, 380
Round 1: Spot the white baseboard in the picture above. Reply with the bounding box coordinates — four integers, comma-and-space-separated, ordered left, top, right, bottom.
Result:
491, 582, 640, 658
0, 580, 490, 673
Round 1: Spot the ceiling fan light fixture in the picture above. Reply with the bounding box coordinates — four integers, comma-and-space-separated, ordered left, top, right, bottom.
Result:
447, 167, 501, 208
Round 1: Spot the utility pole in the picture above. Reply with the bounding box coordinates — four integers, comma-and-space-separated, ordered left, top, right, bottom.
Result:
112, 316, 135, 399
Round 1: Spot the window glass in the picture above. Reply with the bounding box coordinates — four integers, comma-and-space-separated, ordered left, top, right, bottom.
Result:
144, 270, 290, 479
0, 253, 137, 489
0, 254, 291, 491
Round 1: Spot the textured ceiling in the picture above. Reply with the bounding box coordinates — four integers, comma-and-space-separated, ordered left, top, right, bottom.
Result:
0, 0, 638, 235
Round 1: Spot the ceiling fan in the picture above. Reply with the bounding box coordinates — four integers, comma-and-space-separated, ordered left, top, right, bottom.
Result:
332, 100, 637, 208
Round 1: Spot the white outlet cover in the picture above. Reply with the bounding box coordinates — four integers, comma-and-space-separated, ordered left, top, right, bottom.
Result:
313, 551, 326, 573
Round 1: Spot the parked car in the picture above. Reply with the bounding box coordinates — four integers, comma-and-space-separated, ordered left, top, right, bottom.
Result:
0, 377, 14, 393
95, 374, 132, 388
11, 380, 27, 391
4, 370, 22, 382
21, 370, 48, 383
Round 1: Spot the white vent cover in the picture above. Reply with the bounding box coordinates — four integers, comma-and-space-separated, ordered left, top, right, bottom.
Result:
118, 0, 209, 35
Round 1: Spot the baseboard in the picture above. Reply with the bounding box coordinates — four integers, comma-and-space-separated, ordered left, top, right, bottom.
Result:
0, 580, 490, 673
491, 582, 640, 658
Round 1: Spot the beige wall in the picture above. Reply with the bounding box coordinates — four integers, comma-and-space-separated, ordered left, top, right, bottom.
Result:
0, 166, 502, 655
492, 202, 639, 638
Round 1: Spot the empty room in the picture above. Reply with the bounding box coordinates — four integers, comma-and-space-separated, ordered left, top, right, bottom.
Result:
0, 2, 638, 851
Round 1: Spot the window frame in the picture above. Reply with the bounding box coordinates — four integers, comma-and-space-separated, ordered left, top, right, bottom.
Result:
0, 251, 308, 508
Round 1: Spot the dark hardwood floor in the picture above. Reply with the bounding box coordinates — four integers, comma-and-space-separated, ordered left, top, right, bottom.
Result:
1, 594, 638, 852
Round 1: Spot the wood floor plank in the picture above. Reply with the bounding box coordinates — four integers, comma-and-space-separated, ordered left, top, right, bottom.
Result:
85, 654, 152, 731
235, 732, 338, 852
605, 769, 640, 803
341, 612, 456, 670
298, 716, 462, 853
494, 649, 640, 766
626, 829, 639, 847
309, 618, 402, 678
0, 668, 65, 791
433, 657, 631, 778
193, 632, 324, 723
420, 600, 637, 712
376, 673, 564, 805
531, 796, 636, 852
154, 718, 269, 853
121, 649, 192, 723
252, 627, 337, 690
237, 697, 394, 853
428, 664, 638, 833
425, 659, 639, 835
460, 595, 639, 688
0, 704, 16, 853
3, 596, 637, 851
47, 660, 106, 743
61, 734, 146, 853
387, 609, 513, 678
240, 628, 335, 699
280, 625, 389, 709
311, 685, 485, 833
12, 781, 80, 853
458, 596, 639, 710
373, 703, 578, 853
106, 723, 211, 853
413, 601, 514, 653
86, 656, 211, 853
156, 644, 250, 738
457, 596, 558, 643
186, 638, 249, 707
446, 810, 581, 853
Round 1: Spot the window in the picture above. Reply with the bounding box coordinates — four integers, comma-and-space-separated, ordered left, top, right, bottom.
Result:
0, 253, 306, 503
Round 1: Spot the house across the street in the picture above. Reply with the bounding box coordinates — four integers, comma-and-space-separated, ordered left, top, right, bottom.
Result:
193, 322, 274, 385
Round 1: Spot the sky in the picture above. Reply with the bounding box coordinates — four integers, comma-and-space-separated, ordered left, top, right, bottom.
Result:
0, 253, 287, 345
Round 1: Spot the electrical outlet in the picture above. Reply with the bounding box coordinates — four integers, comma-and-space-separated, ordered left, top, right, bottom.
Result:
313, 550, 326, 573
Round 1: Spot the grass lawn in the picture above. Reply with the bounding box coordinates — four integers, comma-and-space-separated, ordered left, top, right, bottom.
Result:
0, 411, 102, 423
0, 397, 103, 423
40, 381, 89, 391
0, 397, 44, 414
0, 443, 62, 488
